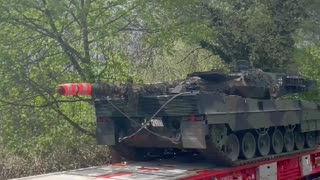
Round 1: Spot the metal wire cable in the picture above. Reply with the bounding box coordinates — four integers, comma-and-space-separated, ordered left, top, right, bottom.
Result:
104, 92, 190, 144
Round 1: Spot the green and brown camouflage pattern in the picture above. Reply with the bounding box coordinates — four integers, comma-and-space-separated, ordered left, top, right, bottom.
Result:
59, 65, 320, 166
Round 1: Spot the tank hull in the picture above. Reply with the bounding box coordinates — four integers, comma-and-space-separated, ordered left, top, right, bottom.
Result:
95, 92, 320, 166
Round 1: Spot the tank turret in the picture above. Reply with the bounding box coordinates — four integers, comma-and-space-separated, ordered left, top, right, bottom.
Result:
58, 62, 316, 100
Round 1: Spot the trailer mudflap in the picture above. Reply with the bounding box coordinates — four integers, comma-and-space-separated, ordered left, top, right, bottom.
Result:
96, 118, 115, 145
181, 120, 206, 149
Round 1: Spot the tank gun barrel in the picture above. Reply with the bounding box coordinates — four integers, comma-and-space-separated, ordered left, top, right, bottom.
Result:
57, 82, 179, 97
57, 83, 132, 97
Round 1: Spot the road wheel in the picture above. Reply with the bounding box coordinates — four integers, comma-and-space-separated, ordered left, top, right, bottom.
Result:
306, 131, 317, 148
221, 133, 240, 161
257, 133, 270, 157
241, 132, 256, 159
284, 130, 295, 152
271, 129, 284, 154
294, 131, 305, 150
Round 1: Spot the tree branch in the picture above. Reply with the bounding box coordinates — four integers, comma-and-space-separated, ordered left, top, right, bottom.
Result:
200, 40, 233, 63
0, 98, 92, 108
41, 1, 88, 81
24, 75, 95, 138
96, 50, 110, 82
105, 4, 139, 26
177, 47, 202, 64
8, 18, 55, 38
79, 0, 90, 64
91, 2, 119, 20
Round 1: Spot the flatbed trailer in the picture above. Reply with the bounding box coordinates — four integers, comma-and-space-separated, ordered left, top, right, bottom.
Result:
11, 147, 320, 180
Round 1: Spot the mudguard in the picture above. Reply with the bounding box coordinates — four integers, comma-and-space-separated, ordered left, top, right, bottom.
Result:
181, 120, 206, 149
96, 118, 116, 145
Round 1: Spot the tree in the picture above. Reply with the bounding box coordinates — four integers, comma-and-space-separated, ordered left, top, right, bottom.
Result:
0, 0, 145, 138
127, 0, 310, 70
198, 0, 308, 70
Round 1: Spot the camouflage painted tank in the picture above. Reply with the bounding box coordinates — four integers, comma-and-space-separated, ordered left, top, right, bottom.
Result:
58, 62, 320, 166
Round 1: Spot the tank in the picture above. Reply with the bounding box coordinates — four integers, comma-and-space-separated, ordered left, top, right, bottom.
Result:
57, 61, 320, 166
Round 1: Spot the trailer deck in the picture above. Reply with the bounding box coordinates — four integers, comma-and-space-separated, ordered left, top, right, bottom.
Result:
11, 148, 320, 180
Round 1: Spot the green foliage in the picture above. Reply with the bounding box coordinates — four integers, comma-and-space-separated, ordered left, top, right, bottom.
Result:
0, 0, 319, 179
127, 0, 311, 70
198, 0, 308, 70
0, 0, 139, 178
0, 0, 136, 82
131, 41, 227, 83
293, 47, 320, 101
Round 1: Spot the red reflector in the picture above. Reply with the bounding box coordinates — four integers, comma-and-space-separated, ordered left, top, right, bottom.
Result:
188, 115, 204, 122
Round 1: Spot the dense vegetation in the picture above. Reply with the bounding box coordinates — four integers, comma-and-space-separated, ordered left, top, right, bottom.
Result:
0, 0, 319, 179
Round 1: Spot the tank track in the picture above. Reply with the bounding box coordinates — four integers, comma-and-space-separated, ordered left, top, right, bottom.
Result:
112, 143, 317, 167
199, 140, 318, 167
111, 127, 319, 167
